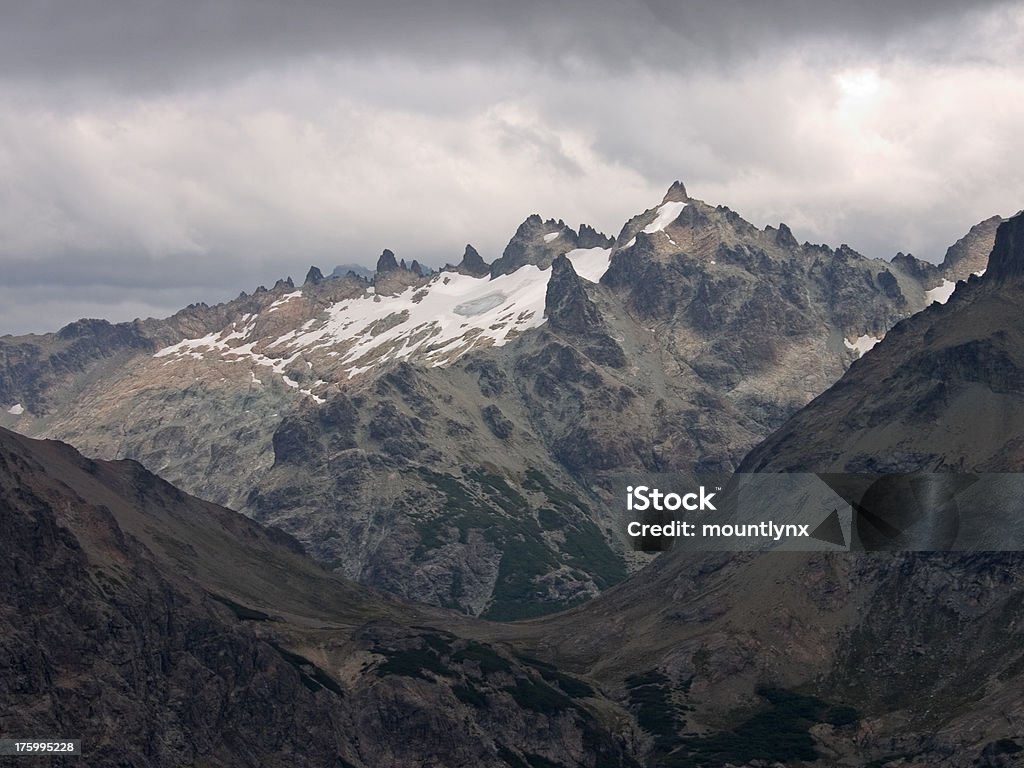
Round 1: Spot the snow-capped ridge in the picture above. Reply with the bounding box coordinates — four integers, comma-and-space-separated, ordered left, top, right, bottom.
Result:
153, 248, 613, 388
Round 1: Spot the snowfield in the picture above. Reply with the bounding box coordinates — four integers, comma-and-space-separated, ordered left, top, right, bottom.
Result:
153, 249, 612, 391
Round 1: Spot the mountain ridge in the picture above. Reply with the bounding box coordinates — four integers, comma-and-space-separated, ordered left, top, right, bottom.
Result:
0, 183, 1005, 619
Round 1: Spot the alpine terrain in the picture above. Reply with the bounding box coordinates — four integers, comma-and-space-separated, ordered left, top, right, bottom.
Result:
0, 183, 1000, 620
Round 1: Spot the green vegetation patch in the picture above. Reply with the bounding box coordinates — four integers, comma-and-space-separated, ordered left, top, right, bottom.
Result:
452, 641, 514, 674
625, 670, 682, 755
518, 655, 596, 699
668, 687, 860, 768
375, 643, 453, 680
451, 681, 489, 709
414, 467, 626, 620
505, 677, 574, 714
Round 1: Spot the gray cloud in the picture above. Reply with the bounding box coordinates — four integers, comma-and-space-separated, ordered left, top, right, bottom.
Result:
1, 0, 1014, 86
0, 0, 1022, 334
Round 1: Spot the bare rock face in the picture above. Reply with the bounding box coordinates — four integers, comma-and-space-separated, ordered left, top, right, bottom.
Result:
742, 210, 1024, 474
985, 211, 1024, 283
376, 248, 399, 274
577, 224, 615, 249
942, 214, 1004, 280
304, 265, 325, 285
545, 254, 602, 334
456, 244, 490, 277
489, 214, 578, 277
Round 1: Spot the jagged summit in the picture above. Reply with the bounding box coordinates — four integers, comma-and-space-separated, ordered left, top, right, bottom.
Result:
375, 249, 399, 274
941, 214, 1005, 277
489, 214, 575, 277
456, 244, 490, 277
984, 210, 1024, 283
662, 180, 689, 203
304, 266, 325, 285
577, 223, 614, 249
544, 253, 601, 334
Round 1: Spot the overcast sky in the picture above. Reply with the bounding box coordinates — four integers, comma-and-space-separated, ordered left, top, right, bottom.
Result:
1, 0, 1022, 334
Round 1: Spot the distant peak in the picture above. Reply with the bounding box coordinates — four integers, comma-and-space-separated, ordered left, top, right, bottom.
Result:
774, 223, 798, 249
376, 249, 399, 274
457, 244, 490, 278
577, 224, 614, 249
662, 180, 689, 203
304, 266, 324, 286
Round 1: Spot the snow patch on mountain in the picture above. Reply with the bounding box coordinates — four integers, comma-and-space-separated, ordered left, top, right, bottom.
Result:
644, 201, 687, 234
844, 334, 883, 358
6, 403, 24, 415
926, 279, 956, 305
152, 249, 613, 385
268, 291, 303, 312
621, 201, 688, 250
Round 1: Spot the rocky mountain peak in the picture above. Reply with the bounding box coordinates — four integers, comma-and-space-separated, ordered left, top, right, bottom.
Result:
273, 277, 294, 291
662, 180, 689, 203
409, 259, 425, 277
577, 223, 614, 249
489, 215, 579, 278
984, 210, 1024, 283
304, 266, 325, 285
941, 214, 1004, 277
456, 244, 490, 277
544, 253, 601, 334
774, 222, 798, 248
376, 249, 399, 274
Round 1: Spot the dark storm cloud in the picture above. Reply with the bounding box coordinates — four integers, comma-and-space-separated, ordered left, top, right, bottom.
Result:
1, 0, 1013, 88
0, 0, 1021, 334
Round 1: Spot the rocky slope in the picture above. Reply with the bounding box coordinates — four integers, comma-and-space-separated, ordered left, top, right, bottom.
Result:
0, 425, 639, 768
741, 211, 1024, 473
0, 183, 1001, 618
498, 214, 1024, 767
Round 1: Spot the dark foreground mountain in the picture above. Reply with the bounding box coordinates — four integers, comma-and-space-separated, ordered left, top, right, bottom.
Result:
0, 185, 997, 619
0, 426, 637, 768
502, 214, 1024, 766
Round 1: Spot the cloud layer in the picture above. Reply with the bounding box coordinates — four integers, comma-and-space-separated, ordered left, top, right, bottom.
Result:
1, 0, 1022, 334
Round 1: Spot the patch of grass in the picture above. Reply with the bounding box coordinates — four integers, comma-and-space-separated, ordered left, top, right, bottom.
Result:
537, 507, 562, 530
375, 644, 452, 681
496, 744, 531, 768
626, 670, 681, 755
505, 677, 574, 714
518, 655, 595, 699
452, 641, 513, 674
667, 687, 860, 768
452, 682, 488, 709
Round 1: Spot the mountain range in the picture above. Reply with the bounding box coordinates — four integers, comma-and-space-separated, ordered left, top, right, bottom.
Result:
3, 208, 1024, 766
0, 183, 1000, 621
